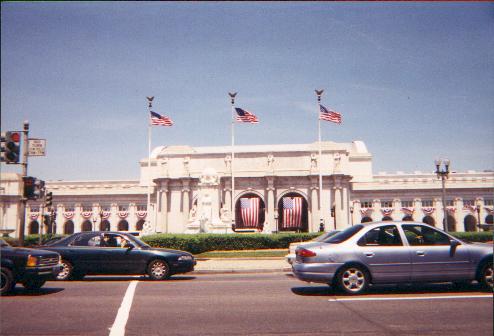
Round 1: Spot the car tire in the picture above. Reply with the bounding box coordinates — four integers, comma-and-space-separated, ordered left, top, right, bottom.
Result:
479, 261, 493, 291
22, 278, 46, 291
336, 265, 369, 295
57, 260, 74, 281
1, 267, 15, 295
147, 259, 170, 280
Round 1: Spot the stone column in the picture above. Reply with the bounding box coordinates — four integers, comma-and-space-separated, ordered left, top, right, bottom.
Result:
454, 197, 463, 232
266, 176, 275, 233
158, 181, 169, 233
309, 176, 319, 232
182, 179, 191, 229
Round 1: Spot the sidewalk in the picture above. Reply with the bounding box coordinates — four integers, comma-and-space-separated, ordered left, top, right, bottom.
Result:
192, 257, 292, 274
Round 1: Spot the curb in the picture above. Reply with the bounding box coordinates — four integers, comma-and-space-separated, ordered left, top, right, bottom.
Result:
192, 267, 292, 275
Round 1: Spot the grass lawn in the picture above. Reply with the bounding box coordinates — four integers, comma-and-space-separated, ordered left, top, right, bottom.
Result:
196, 249, 287, 258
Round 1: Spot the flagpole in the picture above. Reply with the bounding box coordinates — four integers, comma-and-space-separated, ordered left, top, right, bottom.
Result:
315, 89, 324, 231
229, 92, 237, 229
146, 96, 154, 232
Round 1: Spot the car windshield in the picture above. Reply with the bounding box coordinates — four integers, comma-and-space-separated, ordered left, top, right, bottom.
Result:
125, 234, 150, 248
0, 238, 10, 247
322, 225, 364, 244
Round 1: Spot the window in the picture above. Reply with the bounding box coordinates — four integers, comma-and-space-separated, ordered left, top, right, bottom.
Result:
484, 199, 493, 206
118, 205, 127, 211
324, 225, 364, 244
421, 200, 433, 207
357, 225, 402, 246
402, 225, 451, 246
136, 204, 147, 211
381, 200, 393, 208
401, 201, 413, 208
446, 200, 454, 206
361, 201, 373, 208
82, 205, 93, 212
463, 200, 475, 206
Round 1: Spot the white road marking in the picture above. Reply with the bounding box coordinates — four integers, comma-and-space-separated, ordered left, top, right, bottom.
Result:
109, 280, 138, 336
329, 294, 492, 302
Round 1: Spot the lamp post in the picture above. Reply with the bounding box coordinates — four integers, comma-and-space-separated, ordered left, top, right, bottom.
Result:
92, 217, 97, 232
350, 206, 354, 226
476, 199, 482, 232
435, 158, 450, 232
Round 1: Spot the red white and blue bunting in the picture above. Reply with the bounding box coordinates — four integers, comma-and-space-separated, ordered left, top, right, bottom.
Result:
136, 211, 147, 219
101, 211, 111, 220
446, 206, 456, 214
29, 213, 39, 220
81, 211, 93, 219
484, 206, 493, 214
401, 207, 414, 215
360, 208, 373, 217
381, 208, 393, 216
63, 211, 75, 220
422, 207, 435, 215
117, 211, 129, 219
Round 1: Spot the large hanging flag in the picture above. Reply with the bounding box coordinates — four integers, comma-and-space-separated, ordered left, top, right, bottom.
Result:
319, 105, 342, 124
282, 197, 303, 228
240, 197, 260, 228
235, 108, 259, 123
150, 111, 174, 126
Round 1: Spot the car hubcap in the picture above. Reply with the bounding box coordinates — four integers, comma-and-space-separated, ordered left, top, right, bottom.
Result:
151, 261, 166, 278
342, 268, 365, 292
484, 265, 494, 289
58, 262, 70, 280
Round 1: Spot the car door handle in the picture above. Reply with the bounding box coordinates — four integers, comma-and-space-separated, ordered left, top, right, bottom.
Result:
416, 251, 425, 256
364, 252, 375, 257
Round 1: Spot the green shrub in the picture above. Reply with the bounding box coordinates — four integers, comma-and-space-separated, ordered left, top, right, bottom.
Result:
451, 231, 493, 243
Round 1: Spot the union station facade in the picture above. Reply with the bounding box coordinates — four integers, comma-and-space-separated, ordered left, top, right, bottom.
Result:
1, 141, 493, 237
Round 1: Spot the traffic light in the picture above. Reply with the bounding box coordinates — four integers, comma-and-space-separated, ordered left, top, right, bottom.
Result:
45, 192, 53, 207
4, 131, 21, 164
23, 176, 45, 200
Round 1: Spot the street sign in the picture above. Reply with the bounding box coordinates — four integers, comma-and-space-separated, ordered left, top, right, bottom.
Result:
28, 138, 46, 156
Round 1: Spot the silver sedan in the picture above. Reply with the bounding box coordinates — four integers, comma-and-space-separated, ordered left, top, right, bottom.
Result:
292, 221, 493, 294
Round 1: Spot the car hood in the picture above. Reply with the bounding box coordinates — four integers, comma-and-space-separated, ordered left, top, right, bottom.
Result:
1, 246, 60, 257
148, 247, 193, 256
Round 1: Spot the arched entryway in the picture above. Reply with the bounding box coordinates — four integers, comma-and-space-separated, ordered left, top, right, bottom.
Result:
443, 215, 456, 231
29, 221, 39, 234
235, 193, 265, 230
136, 219, 145, 231
486, 214, 493, 224
64, 220, 74, 234
100, 220, 111, 231
464, 215, 477, 232
81, 220, 92, 232
422, 215, 435, 226
361, 216, 373, 223
402, 215, 414, 221
382, 216, 393, 221
118, 220, 129, 231
277, 193, 308, 232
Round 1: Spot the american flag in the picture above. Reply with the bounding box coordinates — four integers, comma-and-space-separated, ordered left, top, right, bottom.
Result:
240, 197, 260, 228
150, 111, 174, 126
235, 108, 259, 123
319, 104, 342, 124
282, 197, 303, 228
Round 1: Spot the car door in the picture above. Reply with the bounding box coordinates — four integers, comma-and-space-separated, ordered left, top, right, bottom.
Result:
402, 224, 474, 282
356, 224, 412, 283
101, 234, 146, 274
68, 233, 111, 274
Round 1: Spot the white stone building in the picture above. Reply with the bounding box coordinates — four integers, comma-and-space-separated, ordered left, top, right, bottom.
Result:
1, 141, 493, 237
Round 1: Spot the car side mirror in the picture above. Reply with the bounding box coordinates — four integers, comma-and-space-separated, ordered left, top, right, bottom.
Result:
450, 239, 460, 256
126, 244, 134, 251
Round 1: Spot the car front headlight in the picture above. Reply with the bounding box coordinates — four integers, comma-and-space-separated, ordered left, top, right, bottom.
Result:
26, 255, 39, 267
178, 255, 193, 261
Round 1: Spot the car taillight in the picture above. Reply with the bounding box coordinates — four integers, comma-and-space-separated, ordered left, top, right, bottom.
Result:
296, 248, 316, 258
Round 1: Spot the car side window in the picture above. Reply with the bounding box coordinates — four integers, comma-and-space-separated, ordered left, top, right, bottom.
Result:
71, 235, 91, 246
357, 225, 403, 246
402, 225, 451, 246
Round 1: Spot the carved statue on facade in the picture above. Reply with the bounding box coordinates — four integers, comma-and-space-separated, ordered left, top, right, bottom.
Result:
334, 153, 341, 173
311, 153, 317, 168
200, 168, 219, 186
189, 204, 197, 221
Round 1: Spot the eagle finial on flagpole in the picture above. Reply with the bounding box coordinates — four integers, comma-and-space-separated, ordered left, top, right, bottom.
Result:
228, 92, 237, 105
315, 89, 324, 103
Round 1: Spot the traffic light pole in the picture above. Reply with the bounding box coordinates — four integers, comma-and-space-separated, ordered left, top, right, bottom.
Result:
17, 121, 29, 246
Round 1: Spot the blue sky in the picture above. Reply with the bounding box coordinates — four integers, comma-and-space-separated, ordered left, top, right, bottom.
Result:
1, 2, 493, 181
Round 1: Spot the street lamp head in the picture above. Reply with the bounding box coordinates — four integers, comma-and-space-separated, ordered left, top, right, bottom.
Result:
434, 158, 442, 167
443, 159, 450, 171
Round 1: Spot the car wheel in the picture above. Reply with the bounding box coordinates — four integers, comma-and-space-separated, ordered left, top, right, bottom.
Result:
57, 260, 73, 281
336, 265, 369, 295
479, 262, 493, 291
147, 259, 170, 280
22, 278, 46, 290
1, 267, 15, 295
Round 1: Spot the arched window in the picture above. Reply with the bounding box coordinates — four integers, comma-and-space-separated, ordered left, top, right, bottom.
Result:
235, 193, 265, 230
443, 215, 456, 232
29, 221, 39, 234
136, 220, 145, 231
64, 221, 74, 234
361, 216, 373, 223
81, 220, 92, 232
382, 216, 393, 221
100, 220, 111, 231
422, 216, 435, 226
277, 193, 308, 232
485, 214, 493, 224
463, 215, 477, 232
402, 215, 414, 221
118, 220, 129, 231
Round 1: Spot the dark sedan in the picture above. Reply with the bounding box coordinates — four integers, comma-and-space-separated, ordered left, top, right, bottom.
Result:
41, 231, 195, 281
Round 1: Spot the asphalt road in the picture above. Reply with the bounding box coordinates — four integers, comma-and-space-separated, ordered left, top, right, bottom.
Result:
1, 273, 492, 336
